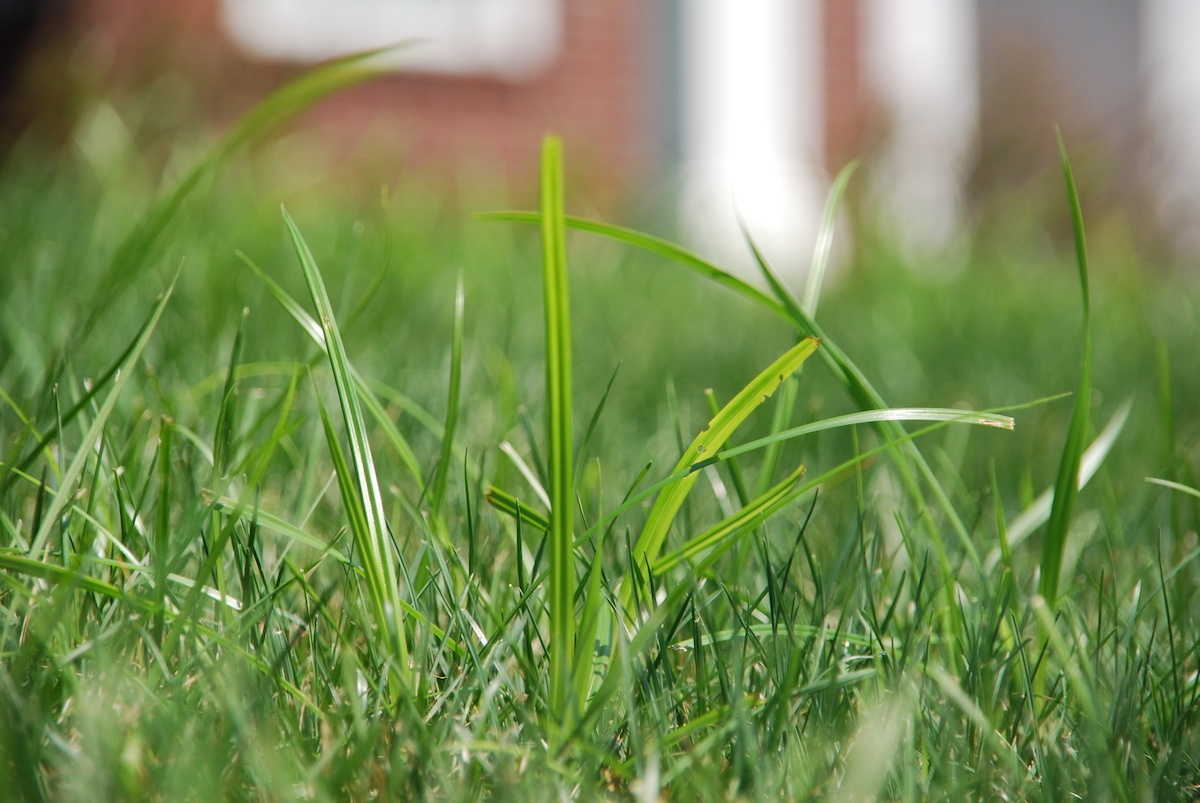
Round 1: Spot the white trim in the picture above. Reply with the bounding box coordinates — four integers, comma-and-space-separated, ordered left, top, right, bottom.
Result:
678, 0, 826, 283
863, 0, 978, 255
220, 0, 563, 81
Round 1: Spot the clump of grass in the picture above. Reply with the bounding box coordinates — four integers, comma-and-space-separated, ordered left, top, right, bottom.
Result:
2, 65, 1200, 800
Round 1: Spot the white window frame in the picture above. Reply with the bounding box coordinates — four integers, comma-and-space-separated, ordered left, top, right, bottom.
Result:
221, 0, 562, 81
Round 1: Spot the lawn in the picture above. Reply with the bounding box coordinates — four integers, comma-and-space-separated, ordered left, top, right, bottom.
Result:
2, 69, 1199, 801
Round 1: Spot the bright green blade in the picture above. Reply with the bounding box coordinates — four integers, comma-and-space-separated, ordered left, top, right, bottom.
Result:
479, 208, 980, 575
1147, 477, 1200, 500
238, 249, 426, 491
205, 492, 351, 564
477, 211, 787, 317
484, 486, 550, 533
538, 135, 577, 736
804, 160, 858, 318
984, 401, 1129, 569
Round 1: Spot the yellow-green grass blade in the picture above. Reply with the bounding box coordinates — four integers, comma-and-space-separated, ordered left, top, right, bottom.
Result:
1039, 132, 1093, 605
283, 206, 413, 694
670, 622, 873, 651
554, 404, 1020, 586
1147, 477, 1200, 499
28, 278, 175, 559
653, 463, 807, 575
630, 338, 819, 573
572, 535, 615, 706
205, 492, 351, 564
538, 135, 577, 735
0, 549, 136, 604
212, 307, 248, 479
755, 375, 799, 498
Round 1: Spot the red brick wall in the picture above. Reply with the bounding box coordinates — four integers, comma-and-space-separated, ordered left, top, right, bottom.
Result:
71, 1, 863, 201
823, 0, 864, 173
77, 0, 648, 205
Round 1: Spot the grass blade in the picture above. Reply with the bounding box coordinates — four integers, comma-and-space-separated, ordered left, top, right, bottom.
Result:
1146, 477, 1200, 500
480, 208, 982, 576
622, 338, 819, 616
803, 161, 858, 317
484, 486, 550, 533
538, 136, 577, 735
282, 206, 413, 695
478, 211, 786, 317
1039, 132, 1093, 605
213, 307, 248, 478
653, 463, 807, 574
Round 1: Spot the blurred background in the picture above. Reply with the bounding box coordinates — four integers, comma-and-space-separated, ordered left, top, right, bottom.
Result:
2, 0, 1199, 557
4, 0, 1200, 272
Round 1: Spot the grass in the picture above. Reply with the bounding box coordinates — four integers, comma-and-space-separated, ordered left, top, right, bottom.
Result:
2, 74, 1200, 800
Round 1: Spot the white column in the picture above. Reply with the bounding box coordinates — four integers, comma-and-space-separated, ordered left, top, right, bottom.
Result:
678, 0, 826, 284
863, 0, 978, 257
1141, 0, 1200, 251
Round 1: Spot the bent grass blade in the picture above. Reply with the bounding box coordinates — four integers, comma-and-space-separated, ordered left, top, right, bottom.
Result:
619, 338, 820, 619
653, 462, 808, 575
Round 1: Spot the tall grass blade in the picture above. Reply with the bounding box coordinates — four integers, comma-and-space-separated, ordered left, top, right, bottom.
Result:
477, 211, 786, 317
282, 206, 413, 695
213, 307, 248, 478
538, 136, 577, 736
206, 492, 352, 564
1039, 133, 1093, 605
1146, 477, 1200, 500
484, 486, 550, 533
